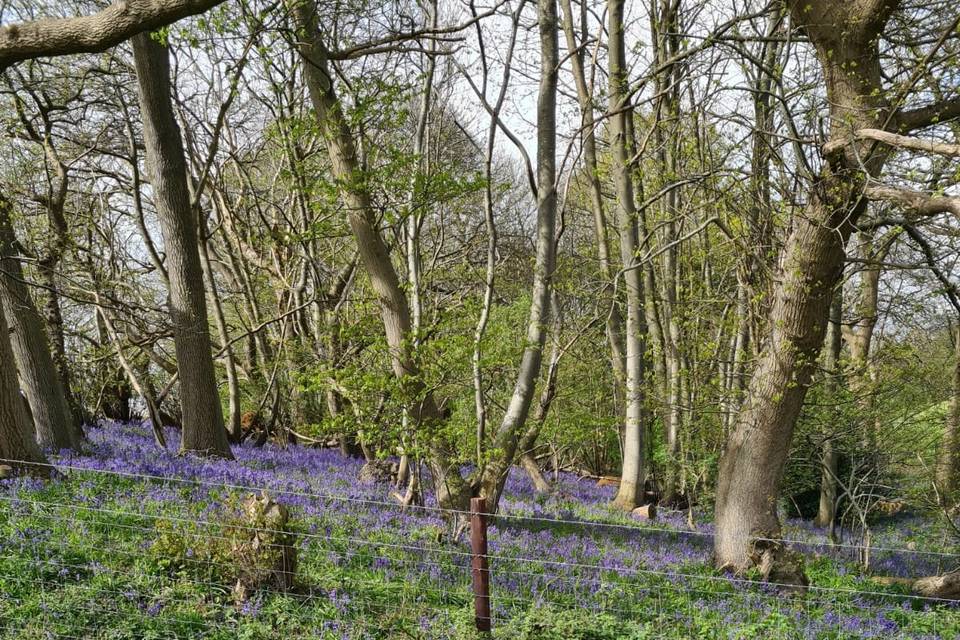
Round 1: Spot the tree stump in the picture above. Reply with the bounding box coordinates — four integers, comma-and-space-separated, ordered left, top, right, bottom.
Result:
229, 492, 297, 603
631, 504, 657, 520
749, 538, 808, 594
359, 459, 398, 484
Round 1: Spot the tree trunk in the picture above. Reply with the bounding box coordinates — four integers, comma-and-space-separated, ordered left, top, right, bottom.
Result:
131, 32, 232, 459
713, 0, 896, 571
558, 0, 626, 390
609, 0, 648, 511
516, 291, 564, 494
289, 2, 469, 510
0, 198, 78, 451
476, 0, 559, 510
0, 299, 47, 472
199, 217, 242, 442
814, 290, 843, 530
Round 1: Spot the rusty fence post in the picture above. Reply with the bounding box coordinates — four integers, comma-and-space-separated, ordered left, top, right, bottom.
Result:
470, 496, 492, 633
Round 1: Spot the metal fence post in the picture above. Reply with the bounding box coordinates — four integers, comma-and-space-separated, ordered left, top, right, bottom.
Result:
470, 496, 492, 632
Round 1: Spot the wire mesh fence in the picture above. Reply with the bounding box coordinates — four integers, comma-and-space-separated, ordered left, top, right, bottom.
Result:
1, 448, 959, 639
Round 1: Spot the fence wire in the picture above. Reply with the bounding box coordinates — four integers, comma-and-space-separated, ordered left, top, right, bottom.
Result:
0, 457, 957, 639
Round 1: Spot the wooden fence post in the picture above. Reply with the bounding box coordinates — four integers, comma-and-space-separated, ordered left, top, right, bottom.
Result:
470, 496, 492, 632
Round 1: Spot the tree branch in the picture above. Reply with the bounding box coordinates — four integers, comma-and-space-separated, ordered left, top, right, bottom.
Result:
863, 184, 960, 217
824, 128, 960, 159
895, 96, 960, 132
0, 0, 227, 70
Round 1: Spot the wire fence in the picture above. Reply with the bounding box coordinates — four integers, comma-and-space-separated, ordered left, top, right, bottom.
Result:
0, 456, 958, 639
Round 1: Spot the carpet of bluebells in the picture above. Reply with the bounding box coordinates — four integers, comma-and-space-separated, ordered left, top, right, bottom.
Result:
0, 421, 958, 638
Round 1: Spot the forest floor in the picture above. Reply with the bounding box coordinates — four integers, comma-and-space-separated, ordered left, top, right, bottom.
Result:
0, 422, 957, 639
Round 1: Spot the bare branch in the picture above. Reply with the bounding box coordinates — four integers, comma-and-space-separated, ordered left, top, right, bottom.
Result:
896, 96, 960, 132
863, 183, 960, 218
0, 0, 227, 70
824, 128, 960, 159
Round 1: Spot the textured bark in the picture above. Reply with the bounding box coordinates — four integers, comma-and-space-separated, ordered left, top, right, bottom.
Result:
199, 218, 242, 442
516, 292, 564, 494
914, 572, 960, 600
0, 0, 227, 69
0, 300, 47, 471
844, 232, 885, 447
0, 199, 78, 451
726, 9, 781, 433
714, 0, 898, 570
289, 2, 469, 510
131, 33, 232, 459
814, 290, 843, 530
476, 0, 558, 510
608, 0, 647, 511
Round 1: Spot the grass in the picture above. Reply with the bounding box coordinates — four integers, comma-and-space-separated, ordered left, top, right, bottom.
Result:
0, 421, 958, 639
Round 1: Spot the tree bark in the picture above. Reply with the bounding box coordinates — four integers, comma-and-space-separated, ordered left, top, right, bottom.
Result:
608, 0, 648, 511
0, 0, 228, 70
814, 289, 842, 530
0, 198, 78, 451
199, 217, 242, 443
714, 0, 897, 571
558, 0, 626, 388
937, 324, 960, 496
516, 291, 564, 494
131, 32, 232, 459
0, 298, 47, 472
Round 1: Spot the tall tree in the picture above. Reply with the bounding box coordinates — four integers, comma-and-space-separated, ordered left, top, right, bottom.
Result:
476, 0, 559, 509
288, 0, 470, 510
131, 32, 233, 458
937, 324, 960, 496
607, 0, 648, 511
0, 197, 78, 450
0, 298, 47, 472
713, 0, 960, 572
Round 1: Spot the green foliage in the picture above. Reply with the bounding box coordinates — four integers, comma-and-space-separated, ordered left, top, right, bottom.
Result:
508, 607, 653, 639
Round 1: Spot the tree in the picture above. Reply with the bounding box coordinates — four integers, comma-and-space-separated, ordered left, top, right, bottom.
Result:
475, 0, 559, 508
607, 0, 647, 511
0, 295, 47, 472
288, 0, 470, 510
0, 196, 79, 450
714, 0, 960, 572
0, 0, 227, 70
131, 32, 233, 458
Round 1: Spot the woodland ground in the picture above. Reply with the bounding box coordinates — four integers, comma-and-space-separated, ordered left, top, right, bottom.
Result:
0, 422, 958, 639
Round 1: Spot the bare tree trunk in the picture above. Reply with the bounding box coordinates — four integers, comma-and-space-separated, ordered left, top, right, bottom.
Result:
713, 0, 896, 571
476, 0, 559, 510
0, 198, 78, 451
609, 0, 647, 511
0, 299, 47, 471
199, 217, 242, 442
937, 324, 960, 496
516, 291, 564, 493
814, 289, 842, 531
131, 32, 232, 459
844, 231, 885, 447
650, 0, 684, 507
289, 2, 469, 510
559, 0, 626, 389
